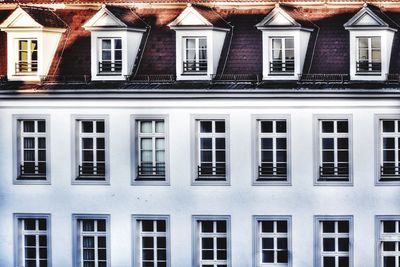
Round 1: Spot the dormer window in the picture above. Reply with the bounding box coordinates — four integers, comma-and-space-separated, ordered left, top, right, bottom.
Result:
168, 4, 230, 81
16, 39, 38, 74
99, 38, 122, 74
270, 37, 294, 74
356, 36, 381, 73
183, 37, 207, 73
344, 4, 397, 81
0, 6, 66, 81
83, 5, 147, 81
256, 4, 313, 81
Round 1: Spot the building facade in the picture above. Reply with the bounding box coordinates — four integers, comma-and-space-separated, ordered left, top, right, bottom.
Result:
0, 1, 399, 267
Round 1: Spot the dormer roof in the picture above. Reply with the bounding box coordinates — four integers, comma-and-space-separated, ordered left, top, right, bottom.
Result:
168, 3, 230, 30
0, 6, 67, 31
344, 4, 397, 30
83, 5, 147, 31
256, 4, 313, 31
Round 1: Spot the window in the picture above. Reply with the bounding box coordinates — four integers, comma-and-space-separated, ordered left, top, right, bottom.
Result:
270, 37, 294, 74
254, 216, 291, 267
356, 37, 381, 73
98, 38, 122, 74
193, 216, 230, 267
183, 37, 207, 73
74, 117, 108, 184
195, 119, 228, 183
316, 118, 351, 184
256, 119, 289, 183
133, 216, 170, 267
16, 119, 47, 181
379, 119, 400, 182
73, 215, 110, 267
15, 214, 51, 267
315, 216, 353, 267
16, 39, 38, 73
377, 217, 400, 267
136, 119, 166, 180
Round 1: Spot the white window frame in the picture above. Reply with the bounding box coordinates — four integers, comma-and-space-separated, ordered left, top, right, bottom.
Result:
16, 38, 38, 74
191, 115, 230, 186
192, 215, 231, 267
98, 37, 122, 74
314, 215, 353, 267
132, 215, 171, 267
375, 115, 400, 185
356, 36, 381, 74
252, 115, 291, 186
253, 215, 292, 267
13, 114, 51, 185
131, 115, 170, 186
182, 36, 208, 74
269, 37, 295, 75
14, 213, 52, 267
376, 216, 400, 267
71, 115, 110, 185
72, 214, 111, 267
314, 115, 353, 186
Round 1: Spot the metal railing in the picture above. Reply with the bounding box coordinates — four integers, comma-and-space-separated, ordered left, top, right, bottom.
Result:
129, 74, 176, 83
15, 61, 38, 73
197, 165, 226, 178
319, 166, 349, 180
183, 61, 207, 73
40, 75, 91, 84
138, 163, 165, 177
270, 60, 294, 73
299, 74, 349, 84
98, 61, 122, 73
19, 164, 46, 178
258, 166, 287, 180
356, 61, 381, 73
380, 166, 400, 180
78, 165, 105, 178
211, 74, 260, 84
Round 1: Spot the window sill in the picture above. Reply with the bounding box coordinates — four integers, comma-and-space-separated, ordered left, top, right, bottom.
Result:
192, 177, 229, 186
97, 73, 122, 76
14, 178, 50, 185
181, 72, 208, 76
73, 177, 109, 185
132, 177, 169, 186
355, 72, 382, 76
376, 177, 400, 185
315, 178, 352, 186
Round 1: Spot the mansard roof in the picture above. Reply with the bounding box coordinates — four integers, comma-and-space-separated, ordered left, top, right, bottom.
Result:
1, 2, 400, 87
83, 5, 147, 30
168, 3, 230, 29
344, 4, 398, 30
0, 6, 67, 29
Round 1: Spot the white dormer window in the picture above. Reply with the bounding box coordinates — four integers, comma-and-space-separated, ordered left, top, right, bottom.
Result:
270, 37, 294, 74
16, 39, 38, 74
183, 37, 207, 73
168, 4, 230, 81
356, 36, 381, 73
0, 7, 66, 81
344, 4, 397, 81
83, 5, 147, 81
98, 38, 122, 74
256, 5, 313, 81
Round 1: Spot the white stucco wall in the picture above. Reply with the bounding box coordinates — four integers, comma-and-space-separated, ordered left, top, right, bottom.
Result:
0, 96, 399, 267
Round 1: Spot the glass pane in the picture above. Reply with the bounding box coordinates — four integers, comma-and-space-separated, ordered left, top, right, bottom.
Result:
24, 138, 35, 149
272, 38, 282, 51
102, 51, 111, 61
262, 221, 274, 232
156, 138, 165, 150
199, 38, 207, 49
372, 50, 381, 62
215, 121, 225, 133
114, 39, 122, 49
216, 138, 225, 149
216, 221, 226, 232
322, 121, 334, 133
186, 39, 196, 50
97, 219, 106, 231
261, 121, 273, 133
262, 251, 274, 263
202, 238, 213, 249
339, 257, 349, 267
115, 50, 122, 61
277, 251, 288, 263
96, 121, 104, 133
372, 37, 381, 48
140, 121, 153, 133
142, 220, 154, 232
285, 38, 294, 49
276, 121, 287, 133
383, 221, 396, 233
82, 220, 95, 231
383, 121, 395, 132
277, 220, 287, 232
277, 238, 287, 249
23, 121, 35, 132
322, 221, 335, 233
384, 256, 396, 267
156, 220, 166, 232
38, 121, 46, 132
24, 219, 36, 230
155, 121, 164, 133
337, 121, 348, 133
102, 39, 111, 49
201, 221, 213, 233
19, 40, 28, 50
383, 242, 396, 251
141, 138, 152, 150
81, 121, 93, 133
358, 38, 368, 48
200, 121, 212, 133
323, 238, 335, 251
323, 257, 335, 267
338, 238, 349, 251
338, 221, 349, 233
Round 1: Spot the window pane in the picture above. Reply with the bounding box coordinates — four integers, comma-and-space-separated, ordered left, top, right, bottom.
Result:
383, 121, 395, 132
215, 121, 225, 133
261, 121, 273, 133
102, 39, 111, 49
322, 121, 334, 133
200, 121, 212, 133
114, 39, 122, 49
23, 121, 35, 132
383, 221, 396, 233
155, 121, 164, 133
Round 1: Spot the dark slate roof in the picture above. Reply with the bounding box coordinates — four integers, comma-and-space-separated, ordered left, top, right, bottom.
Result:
191, 4, 230, 28
20, 6, 67, 28
1, 3, 400, 82
106, 5, 148, 28
367, 4, 399, 29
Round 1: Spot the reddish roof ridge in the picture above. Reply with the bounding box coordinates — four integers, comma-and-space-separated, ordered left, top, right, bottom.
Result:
19, 5, 68, 28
